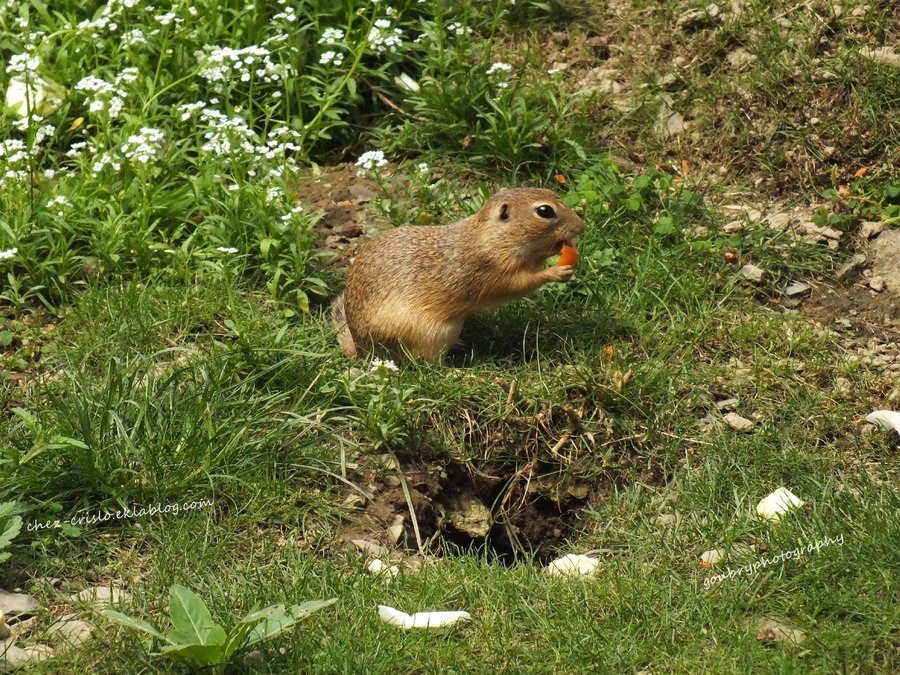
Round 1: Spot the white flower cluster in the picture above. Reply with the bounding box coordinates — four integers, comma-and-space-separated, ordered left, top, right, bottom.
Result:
320, 51, 344, 66
446, 22, 471, 37
487, 62, 513, 88
0, 139, 28, 166
318, 27, 345, 45
120, 127, 166, 165
50, 194, 73, 217
318, 28, 345, 66
198, 109, 258, 156
355, 150, 388, 173
368, 19, 403, 53
196, 45, 289, 89
280, 203, 304, 223
74, 0, 139, 38
122, 28, 147, 47
6, 52, 40, 75
487, 62, 513, 76
370, 358, 399, 372
0, 248, 18, 260
75, 73, 129, 119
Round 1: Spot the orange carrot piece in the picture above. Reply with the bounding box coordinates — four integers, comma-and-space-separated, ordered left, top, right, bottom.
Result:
557, 243, 578, 267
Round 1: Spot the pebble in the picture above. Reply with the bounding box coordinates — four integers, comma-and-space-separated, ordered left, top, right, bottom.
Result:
724, 412, 755, 431
740, 264, 765, 282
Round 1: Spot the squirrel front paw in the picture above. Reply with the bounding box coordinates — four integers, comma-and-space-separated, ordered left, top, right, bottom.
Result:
543, 264, 576, 284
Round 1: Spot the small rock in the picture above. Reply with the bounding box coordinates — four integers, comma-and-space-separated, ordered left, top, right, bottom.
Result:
656, 109, 686, 137
676, 8, 709, 29
46, 617, 93, 650
752, 617, 807, 645
835, 253, 867, 279
834, 377, 852, 396
740, 264, 765, 282
244, 649, 266, 671
821, 227, 842, 240
386, 515, 405, 546
715, 398, 739, 410
0, 593, 39, 617
763, 212, 792, 230
726, 47, 756, 69
72, 586, 130, 608
859, 220, 884, 239
706, 3, 721, 18
551, 31, 570, 46
870, 276, 886, 292
723, 220, 743, 234
0, 643, 54, 670
724, 412, 755, 432
655, 513, 677, 526
351, 539, 387, 557
446, 495, 492, 538
859, 46, 900, 68
347, 184, 377, 202
784, 281, 811, 297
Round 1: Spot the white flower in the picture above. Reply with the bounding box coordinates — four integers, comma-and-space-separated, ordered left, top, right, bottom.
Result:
355, 150, 388, 170
216, 246, 238, 253
0, 247, 18, 260
5, 52, 41, 75
121, 127, 165, 165
319, 50, 344, 66
368, 20, 403, 53
446, 22, 470, 37
370, 357, 398, 372
318, 27, 345, 45
416, 162, 429, 173
487, 62, 513, 76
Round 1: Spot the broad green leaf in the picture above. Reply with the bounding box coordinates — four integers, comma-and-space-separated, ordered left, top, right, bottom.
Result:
0, 502, 16, 518
292, 598, 338, 619
237, 604, 285, 625
168, 585, 227, 646
159, 642, 224, 665
101, 609, 170, 643
221, 621, 255, 661
244, 610, 296, 647
0, 515, 22, 548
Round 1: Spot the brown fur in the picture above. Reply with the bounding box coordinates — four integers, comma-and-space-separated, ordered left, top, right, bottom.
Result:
331, 188, 585, 361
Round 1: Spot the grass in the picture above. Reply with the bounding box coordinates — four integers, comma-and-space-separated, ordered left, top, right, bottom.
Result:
2, 0, 900, 672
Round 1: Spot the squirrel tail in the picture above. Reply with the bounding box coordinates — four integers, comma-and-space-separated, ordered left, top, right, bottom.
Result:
330, 293, 357, 359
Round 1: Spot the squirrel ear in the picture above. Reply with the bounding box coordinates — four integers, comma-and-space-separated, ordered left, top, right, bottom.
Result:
499, 203, 510, 221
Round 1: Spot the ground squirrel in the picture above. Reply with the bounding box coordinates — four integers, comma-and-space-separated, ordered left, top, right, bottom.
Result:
332, 187, 585, 361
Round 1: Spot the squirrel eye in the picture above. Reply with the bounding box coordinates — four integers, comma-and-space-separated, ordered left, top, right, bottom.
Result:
536, 204, 556, 219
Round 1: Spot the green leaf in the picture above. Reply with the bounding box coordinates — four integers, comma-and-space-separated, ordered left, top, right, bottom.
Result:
237, 604, 286, 625
159, 642, 224, 665
101, 609, 170, 643
259, 238, 278, 257
0, 502, 17, 519
168, 585, 227, 646
60, 522, 81, 537
291, 598, 337, 619
244, 610, 297, 647
0, 515, 22, 549
221, 621, 255, 661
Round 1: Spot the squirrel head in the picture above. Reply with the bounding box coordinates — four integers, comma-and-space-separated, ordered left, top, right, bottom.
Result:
478, 188, 585, 269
